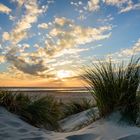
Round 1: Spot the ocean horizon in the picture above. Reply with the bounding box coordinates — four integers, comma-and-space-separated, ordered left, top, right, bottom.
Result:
0, 87, 88, 92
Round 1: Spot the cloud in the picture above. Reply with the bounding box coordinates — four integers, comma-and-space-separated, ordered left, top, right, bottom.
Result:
38, 23, 48, 29
0, 55, 5, 63
107, 38, 140, 60
2, 0, 43, 44
2, 44, 56, 78
70, 0, 100, 20
44, 17, 112, 56
119, 39, 140, 56
71, 0, 140, 18
5, 50, 48, 76
103, 0, 130, 6
2, 32, 10, 41
11, 0, 25, 6
97, 14, 114, 23
87, 0, 100, 11
103, 0, 140, 13
71, 0, 100, 12
0, 3, 11, 14
3, 17, 111, 78
54, 17, 74, 26
119, 2, 140, 13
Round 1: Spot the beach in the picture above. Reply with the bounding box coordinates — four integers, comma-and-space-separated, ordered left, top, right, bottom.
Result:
1, 87, 93, 103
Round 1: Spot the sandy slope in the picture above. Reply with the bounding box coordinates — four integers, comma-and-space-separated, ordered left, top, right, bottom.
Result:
0, 107, 140, 140
59, 107, 99, 132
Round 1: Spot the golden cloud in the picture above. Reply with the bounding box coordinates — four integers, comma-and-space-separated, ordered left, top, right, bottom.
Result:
0, 3, 11, 14
88, 0, 100, 11
38, 23, 48, 29
45, 17, 112, 56
2, 0, 43, 44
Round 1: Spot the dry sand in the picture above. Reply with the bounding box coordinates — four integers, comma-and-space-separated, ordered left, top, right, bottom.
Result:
1, 107, 140, 140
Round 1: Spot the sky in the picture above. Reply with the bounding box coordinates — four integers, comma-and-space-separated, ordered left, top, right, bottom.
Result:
0, 0, 140, 87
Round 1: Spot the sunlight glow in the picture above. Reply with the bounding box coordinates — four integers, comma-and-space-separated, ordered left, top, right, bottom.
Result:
57, 70, 73, 79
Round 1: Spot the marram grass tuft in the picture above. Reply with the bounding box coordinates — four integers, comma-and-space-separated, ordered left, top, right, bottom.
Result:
82, 57, 140, 124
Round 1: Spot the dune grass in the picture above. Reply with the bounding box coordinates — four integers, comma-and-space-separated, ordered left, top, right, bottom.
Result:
0, 90, 30, 113
63, 98, 95, 118
0, 90, 61, 130
21, 95, 61, 130
0, 89, 97, 129
82, 57, 140, 124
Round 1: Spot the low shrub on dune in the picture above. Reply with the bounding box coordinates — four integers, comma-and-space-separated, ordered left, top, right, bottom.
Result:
0, 90, 30, 113
63, 99, 95, 117
82, 57, 140, 124
0, 91, 61, 130
21, 95, 61, 130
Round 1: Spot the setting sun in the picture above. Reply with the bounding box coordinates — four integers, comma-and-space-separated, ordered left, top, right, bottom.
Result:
57, 70, 73, 79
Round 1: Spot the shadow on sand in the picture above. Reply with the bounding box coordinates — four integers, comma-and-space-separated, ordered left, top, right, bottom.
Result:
66, 133, 97, 140
118, 134, 140, 140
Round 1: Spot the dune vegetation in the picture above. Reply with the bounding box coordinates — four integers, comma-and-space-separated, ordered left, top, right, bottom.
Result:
0, 89, 95, 130
0, 90, 61, 130
82, 57, 140, 124
63, 98, 95, 118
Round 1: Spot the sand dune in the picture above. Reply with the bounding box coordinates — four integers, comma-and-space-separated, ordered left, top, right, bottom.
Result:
0, 107, 140, 140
